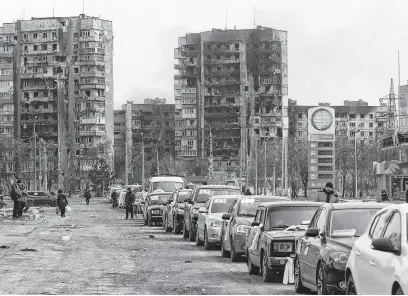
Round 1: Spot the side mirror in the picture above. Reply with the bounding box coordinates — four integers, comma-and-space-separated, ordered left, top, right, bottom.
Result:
371, 238, 400, 254
305, 228, 320, 237
198, 207, 206, 214
184, 198, 192, 204
222, 213, 231, 220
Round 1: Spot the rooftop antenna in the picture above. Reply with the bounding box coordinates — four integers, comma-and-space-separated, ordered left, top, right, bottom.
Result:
225, 0, 228, 30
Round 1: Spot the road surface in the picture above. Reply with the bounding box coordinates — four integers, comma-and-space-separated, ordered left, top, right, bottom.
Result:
0, 198, 304, 295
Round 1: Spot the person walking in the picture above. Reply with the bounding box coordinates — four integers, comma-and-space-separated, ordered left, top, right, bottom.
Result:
57, 189, 68, 218
10, 180, 23, 219
124, 188, 136, 220
111, 189, 118, 210
84, 189, 91, 205
322, 182, 340, 203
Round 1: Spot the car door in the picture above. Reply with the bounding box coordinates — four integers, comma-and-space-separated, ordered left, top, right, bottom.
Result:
247, 209, 262, 262
223, 200, 237, 252
251, 208, 266, 266
198, 199, 210, 237
365, 210, 401, 295
299, 209, 321, 284
357, 209, 392, 294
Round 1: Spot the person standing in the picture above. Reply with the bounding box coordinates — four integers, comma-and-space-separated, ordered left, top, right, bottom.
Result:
111, 189, 118, 210
57, 189, 68, 218
245, 189, 252, 195
84, 189, 91, 205
124, 188, 135, 220
10, 180, 23, 219
322, 182, 340, 203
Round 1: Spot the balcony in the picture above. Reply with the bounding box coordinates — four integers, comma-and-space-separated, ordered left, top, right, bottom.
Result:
79, 60, 105, 66
204, 79, 240, 87
80, 118, 106, 125
79, 72, 105, 78
204, 58, 240, 65
79, 84, 106, 90
174, 48, 185, 59
79, 130, 105, 137
174, 64, 186, 70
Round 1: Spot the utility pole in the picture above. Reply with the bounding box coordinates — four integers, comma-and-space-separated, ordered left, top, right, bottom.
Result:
43, 140, 48, 191
263, 137, 267, 195
33, 116, 37, 191
209, 126, 214, 182
255, 135, 258, 195
156, 145, 160, 175
125, 140, 128, 186
141, 132, 145, 189
354, 130, 359, 199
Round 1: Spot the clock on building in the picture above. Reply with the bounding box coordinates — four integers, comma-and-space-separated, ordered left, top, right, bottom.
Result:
311, 109, 333, 131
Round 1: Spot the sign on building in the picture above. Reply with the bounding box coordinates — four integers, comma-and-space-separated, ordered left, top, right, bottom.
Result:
308, 106, 336, 191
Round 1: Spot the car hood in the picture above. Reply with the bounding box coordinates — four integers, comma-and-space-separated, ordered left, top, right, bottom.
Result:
265, 229, 307, 240
326, 237, 356, 252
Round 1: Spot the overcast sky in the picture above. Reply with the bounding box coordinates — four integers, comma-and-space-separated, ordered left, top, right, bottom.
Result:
2, 0, 408, 108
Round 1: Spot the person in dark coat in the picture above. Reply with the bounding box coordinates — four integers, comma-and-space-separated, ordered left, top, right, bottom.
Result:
10, 180, 23, 219
245, 189, 252, 195
111, 189, 118, 209
84, 189, 91, 205
124, 188, 136, 220
57, 189, 68, 218
322, 182, 339, 203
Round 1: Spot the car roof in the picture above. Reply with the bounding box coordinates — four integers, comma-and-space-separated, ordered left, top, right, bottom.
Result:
259, 201, 323, 208
196, 185, 240, 189
325, 202, 388, 210
380, 203, 408, 213
209, 195, 241, 200
148, 192, 173, 196
239, 195, 289, 201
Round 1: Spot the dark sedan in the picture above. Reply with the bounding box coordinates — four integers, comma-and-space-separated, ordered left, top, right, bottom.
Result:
295, 202, 388, 295
26, 191, 56, 207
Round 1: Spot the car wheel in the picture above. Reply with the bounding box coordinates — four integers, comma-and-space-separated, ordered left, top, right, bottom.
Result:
230, 238, 239, 262
221, 237, 230, 258
261, 250, 274, 282
346, 273, 357, 295
247, 249, 259, 275
204, 227, 211, 250
148, 214, 153, 226
188, 222, 196, 242
317, 262, 329, 295
294, 256, 308, 294
174, 216, 181, 234
182, 220, 189, 239
195, 230, 203, 246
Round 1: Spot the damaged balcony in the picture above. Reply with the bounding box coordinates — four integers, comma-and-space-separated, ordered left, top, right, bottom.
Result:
204, 107, 240, 118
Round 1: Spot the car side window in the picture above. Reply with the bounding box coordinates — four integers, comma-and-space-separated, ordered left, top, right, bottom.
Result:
371, 210, 393, 240
229, 201, 237, 215
382, 211, 401, 251
309, 209, 321, 228
369, 212, 382, 237
205, 199, 210, 210
259, 209, 265, 224
254, 210, 261, 222
316, 209, 327, 233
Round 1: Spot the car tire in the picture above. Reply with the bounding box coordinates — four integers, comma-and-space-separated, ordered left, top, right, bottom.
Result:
148, 214, 153, 226
183, 220, 189, 239
221, 237, 230, 258
317, 262, 329, 295
346, 273, 357, 295
188, 222, 196, 242
261, 250, 274, 283
204, 227, 211, 250
294, 256, 308, 294
247, 250, 259, 275
174, 216, 181, 234
196, 230, 203, 246
230, 238, 239, 262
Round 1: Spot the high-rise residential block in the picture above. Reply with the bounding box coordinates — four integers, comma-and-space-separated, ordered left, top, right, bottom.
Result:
174, 26, 288, 183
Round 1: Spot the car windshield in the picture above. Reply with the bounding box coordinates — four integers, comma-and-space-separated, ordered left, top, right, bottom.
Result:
237, 198, 286, 217
265, 206, 320, 229
177, 191, 191, 203
152, 181, 183, 192
211, 198, 237, 213
196, 188, 241, 203
330, 209, 381, 237
148, 194, 172, 205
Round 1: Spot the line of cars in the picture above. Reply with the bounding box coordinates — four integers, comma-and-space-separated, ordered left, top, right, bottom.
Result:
138, 182, 408, 295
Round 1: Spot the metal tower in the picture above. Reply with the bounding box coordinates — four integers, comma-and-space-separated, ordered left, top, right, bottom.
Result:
379, 78, 398, 137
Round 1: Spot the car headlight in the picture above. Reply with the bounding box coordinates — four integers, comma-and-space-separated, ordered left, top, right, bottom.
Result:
209, 219, 222, 227
330, 252, 349, 264
273, 242, 293, 253
236, 225, 251, 233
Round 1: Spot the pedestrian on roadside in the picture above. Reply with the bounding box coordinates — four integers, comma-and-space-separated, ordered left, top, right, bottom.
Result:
57, 189, 68, 218
111, 189, 118, 210
322, 182, 340, 203
84, 189, 91, 205
245, 189, 252, 195
124, 188, 136, 220
10, 180, 23, 219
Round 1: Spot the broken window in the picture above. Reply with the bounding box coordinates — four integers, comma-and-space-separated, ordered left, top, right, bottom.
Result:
33, 45, 38, 51
74, 32, 78, 39
235, 43, 239, 50
34, 92, 38, 98
234, 53, 239, 59
24, 92, 29, 99
52, 44, 57, 51
74, 68, 79, 74
43, 68, 48, 74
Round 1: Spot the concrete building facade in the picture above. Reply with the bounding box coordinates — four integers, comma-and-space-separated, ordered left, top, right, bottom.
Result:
11, 15, 113, 190
174, 26, 289, 184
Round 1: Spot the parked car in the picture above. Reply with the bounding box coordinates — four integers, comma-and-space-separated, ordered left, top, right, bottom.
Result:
183, 185, 242, 242
295, 202, 388, 295
163, 189, 193, 234
141, 192, 173, 226
245, 201, 322, 282
220, 195, 290, 261
26, 191, 56, 207
196, 195, 240, 249
346, 203, 408, 295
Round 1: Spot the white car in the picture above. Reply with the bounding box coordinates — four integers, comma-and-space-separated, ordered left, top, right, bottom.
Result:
346, 203, 408, 295
196, 195, 239, 250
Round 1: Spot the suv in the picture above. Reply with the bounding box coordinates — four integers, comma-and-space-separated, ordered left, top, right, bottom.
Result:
183, 185, 242, 241
141, 192, 173, 226
163, 189, 192, 234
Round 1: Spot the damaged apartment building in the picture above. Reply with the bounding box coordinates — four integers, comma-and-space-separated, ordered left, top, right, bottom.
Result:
114, 98, 175, 182
174, 26, 288, 183
11, 15, 113, 190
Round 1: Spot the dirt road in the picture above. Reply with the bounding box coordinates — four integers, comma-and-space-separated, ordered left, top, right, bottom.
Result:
0, 198, 303, 295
